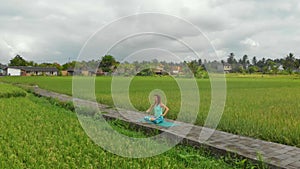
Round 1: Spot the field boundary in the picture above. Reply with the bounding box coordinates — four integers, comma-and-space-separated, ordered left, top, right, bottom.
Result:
25, 85, 300, 169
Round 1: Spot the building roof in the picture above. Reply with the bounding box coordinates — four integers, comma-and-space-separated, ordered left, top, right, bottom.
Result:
223, 63, 232, 66
67, 68, 74, 72
0, 64, 6, 69
5, 66, 58, 72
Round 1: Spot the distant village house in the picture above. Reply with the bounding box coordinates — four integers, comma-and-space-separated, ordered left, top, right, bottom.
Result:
4, 66, 58, 76
61, 68, 99, 76
223, 63, 232, 73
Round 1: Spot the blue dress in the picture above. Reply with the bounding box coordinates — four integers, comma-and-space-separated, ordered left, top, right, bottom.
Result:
144, 104, 164, 124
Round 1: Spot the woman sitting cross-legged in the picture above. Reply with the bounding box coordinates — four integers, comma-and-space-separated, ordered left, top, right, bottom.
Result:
144, 94, 169, 124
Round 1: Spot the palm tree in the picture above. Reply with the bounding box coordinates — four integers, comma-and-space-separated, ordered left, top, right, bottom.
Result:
283, 53, 296, 74
242, 54, 248, 69
252, 56, 257, 66
227, 53, 236, 64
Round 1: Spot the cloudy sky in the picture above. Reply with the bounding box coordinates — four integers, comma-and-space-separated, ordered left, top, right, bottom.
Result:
1, 0, 300, 64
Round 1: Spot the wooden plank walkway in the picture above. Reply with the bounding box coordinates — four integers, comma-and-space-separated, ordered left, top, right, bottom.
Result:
30, 86, 300, 169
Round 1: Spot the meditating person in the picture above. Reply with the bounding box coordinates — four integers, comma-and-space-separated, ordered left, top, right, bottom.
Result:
144, 94, 169, 124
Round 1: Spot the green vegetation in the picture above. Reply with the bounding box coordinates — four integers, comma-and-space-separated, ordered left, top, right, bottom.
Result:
0, 83, 27, 98
0, 84, 250, 168
224, 52, 300, 74
7, 55, 61, 71
99, 55, 120, 73
1, 76, 300, 148
5, 52, 300, 77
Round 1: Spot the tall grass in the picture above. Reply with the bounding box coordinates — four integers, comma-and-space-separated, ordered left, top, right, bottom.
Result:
1, 76, 299, 147
0, 87, 246, 168
0, 83, 26, 98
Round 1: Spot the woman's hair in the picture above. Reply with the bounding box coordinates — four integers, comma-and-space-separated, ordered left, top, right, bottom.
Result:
154, 94, 161, 105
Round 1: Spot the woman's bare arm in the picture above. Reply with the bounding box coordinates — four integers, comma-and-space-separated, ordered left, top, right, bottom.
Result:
161, 103, 169, 117
146, 104, 154, 113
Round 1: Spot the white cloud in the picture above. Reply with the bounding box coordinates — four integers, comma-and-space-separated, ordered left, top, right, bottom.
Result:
0, 0, 300, 64
240, 38, 260, 48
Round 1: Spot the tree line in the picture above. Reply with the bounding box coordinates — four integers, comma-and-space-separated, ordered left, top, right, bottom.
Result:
186, 52, 300, 75
2, 52, 300, 77
222, 52, 300, 74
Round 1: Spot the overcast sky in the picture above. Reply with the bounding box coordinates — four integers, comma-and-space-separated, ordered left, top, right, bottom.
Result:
1, 0, 300, 64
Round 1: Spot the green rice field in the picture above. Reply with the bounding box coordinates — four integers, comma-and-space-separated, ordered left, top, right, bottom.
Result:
0, 82, 27, 98
0, 83, 252, 168
1, 75, 300, 147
